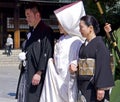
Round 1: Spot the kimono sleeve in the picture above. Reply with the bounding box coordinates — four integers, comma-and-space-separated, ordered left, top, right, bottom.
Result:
94, 41, 114, 89
38, 35, 53, 71
69, 38, 82, 66
31, 30, 54, 72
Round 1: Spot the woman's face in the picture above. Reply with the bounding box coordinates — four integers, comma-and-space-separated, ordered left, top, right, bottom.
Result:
58, 23, 67, 34
79, 20, 91, 38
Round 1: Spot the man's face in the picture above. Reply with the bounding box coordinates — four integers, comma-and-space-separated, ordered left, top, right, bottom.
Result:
25, 9, 37, 27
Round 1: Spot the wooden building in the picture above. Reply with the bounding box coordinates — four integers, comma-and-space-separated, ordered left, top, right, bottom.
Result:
0, 0, 77, 49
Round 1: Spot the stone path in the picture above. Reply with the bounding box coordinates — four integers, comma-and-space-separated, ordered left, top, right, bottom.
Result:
0, 66, 20, 102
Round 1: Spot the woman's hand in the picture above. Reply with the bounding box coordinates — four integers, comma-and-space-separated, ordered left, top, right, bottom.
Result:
69, 63, 77, 74
97, 89, 105, 101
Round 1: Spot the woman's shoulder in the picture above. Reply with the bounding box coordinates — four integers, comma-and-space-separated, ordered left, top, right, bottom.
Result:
95, 36, 104, 43
95, 36, 107, 49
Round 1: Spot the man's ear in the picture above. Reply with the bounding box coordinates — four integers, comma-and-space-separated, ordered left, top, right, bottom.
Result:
36, 12, 40, 18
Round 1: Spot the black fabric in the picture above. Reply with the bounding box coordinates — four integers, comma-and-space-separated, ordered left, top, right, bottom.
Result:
78, 36, 114, 102
16, 20, 54, 102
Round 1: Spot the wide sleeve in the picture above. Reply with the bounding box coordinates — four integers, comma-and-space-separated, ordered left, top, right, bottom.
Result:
94, 40, 114, 89
31, 30, 54, 72
69, 38, 82, 66
38, 34, 54, 71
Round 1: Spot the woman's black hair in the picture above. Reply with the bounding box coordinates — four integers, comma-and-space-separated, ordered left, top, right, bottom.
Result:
80, 15, 100, 34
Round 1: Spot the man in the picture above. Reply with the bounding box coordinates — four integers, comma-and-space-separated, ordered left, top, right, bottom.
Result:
17, 3, 54, 102
6, 34, 13, 56
104, 23, 120, 79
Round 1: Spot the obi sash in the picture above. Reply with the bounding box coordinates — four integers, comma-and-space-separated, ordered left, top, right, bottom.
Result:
78, 58, 95, 76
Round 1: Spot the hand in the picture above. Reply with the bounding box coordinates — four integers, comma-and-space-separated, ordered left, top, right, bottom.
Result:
69, 63, 77, 74
11, 44, 13, 48
104, 23, 112, 33
49, 58, 54, 64
32, 71, 42, 86
97, 89, 105, 101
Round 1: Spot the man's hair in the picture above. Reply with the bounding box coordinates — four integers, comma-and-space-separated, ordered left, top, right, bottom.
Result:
25, 2, 42, 15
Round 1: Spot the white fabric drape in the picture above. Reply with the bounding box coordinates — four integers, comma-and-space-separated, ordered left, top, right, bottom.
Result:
40, 1, 85, 102
54, 1, 86, 43
40, 35, 82, 102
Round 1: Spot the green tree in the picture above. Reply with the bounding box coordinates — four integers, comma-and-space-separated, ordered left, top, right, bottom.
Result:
83, 0, 120, 28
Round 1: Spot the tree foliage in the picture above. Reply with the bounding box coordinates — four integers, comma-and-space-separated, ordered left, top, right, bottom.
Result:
83, 0, 120, 30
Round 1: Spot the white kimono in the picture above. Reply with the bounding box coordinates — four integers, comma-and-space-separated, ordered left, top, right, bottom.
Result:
40, 35, 82, 102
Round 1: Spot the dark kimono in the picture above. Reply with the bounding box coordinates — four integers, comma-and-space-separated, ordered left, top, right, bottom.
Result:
77, 36, 114, 102
17, 20, 54, 102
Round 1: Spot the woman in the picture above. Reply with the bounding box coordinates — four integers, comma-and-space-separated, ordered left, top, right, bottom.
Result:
40, 22, 82, 102
77, 15, 114, 102
40, 1, 85, 102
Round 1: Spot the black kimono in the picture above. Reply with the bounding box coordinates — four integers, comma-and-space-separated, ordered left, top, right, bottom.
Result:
17, 20, 54, 102
77, 36, 114, 102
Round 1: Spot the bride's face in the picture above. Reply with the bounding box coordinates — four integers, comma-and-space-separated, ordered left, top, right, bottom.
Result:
58, 23, 67, 35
